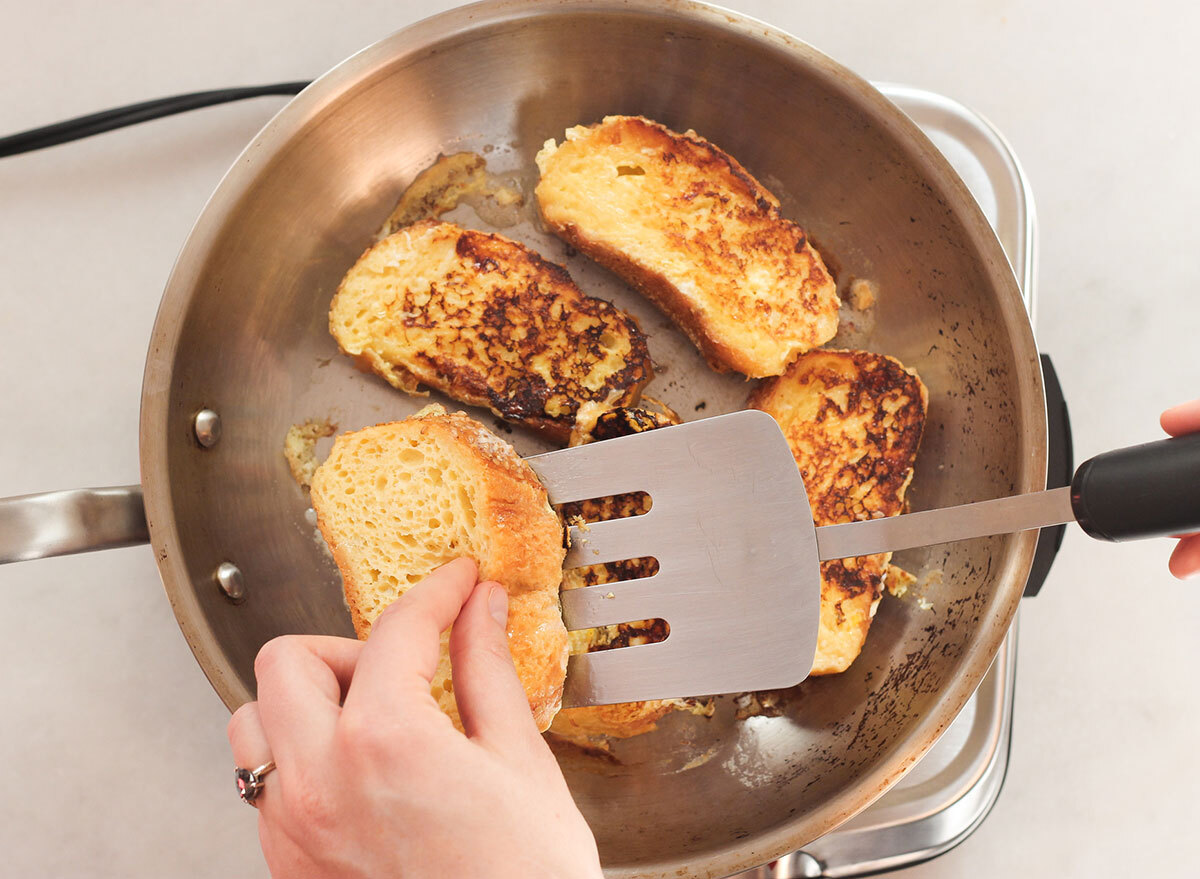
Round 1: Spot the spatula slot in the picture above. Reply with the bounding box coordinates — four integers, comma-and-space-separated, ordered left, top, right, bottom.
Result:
556, 490, 652, 525
567, 618, 669, 655
562, 555, 659, 582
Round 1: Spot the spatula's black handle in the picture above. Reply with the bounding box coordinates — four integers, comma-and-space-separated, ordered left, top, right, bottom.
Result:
1071, 433, 1200, 541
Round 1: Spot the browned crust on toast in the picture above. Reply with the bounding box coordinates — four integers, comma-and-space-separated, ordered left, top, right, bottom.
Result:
750, 350, 928, 675
536, 115, 839, 377
329, 220, 654, 441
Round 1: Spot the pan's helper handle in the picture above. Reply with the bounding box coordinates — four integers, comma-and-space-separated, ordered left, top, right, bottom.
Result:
0, 486, 149, 564
1071, 433, 1200, 541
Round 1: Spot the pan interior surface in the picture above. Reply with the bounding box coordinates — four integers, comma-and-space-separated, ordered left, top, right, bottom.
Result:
141, 2, 1045, 875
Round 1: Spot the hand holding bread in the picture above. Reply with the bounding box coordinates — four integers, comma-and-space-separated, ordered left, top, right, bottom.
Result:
227, 559, 603, 879
309, 405, 569, 732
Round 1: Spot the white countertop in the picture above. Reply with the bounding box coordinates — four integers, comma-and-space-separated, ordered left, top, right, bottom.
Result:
1, 2, 1197, 877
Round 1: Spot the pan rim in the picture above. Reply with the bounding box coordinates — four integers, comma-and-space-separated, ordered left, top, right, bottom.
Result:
138, 1, 1047, 874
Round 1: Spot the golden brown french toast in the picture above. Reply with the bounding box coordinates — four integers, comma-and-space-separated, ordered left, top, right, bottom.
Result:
550, 405, 713, 746
749, 350, 928, 674
309, 405, 569, 732
329, 220, 653, 440
535, 115, 839, 378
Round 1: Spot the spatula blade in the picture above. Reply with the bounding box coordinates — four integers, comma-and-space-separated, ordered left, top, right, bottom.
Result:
527, 410, 820, 707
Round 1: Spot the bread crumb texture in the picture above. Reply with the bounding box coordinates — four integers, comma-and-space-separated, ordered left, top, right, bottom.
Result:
309, 405, 568, 731
283, 418, 338, 488
329, 220, 652, 439
378, 152, 490, 237
536, 115, 840, 377
548, 696, 714, 748
848, 278, 877, 311
883, 563, 917, 598
751, 350, 928, 674
376, 152, 525, 239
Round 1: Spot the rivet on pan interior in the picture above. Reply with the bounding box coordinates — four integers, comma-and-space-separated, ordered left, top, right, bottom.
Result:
215, 562, 246, 602
194, 409, 222, 448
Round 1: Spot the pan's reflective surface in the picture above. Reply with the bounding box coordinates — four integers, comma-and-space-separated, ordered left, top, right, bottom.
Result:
140, 2, 1045, 876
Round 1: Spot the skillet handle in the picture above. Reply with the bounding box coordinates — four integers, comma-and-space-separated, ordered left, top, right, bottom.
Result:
1072, 433, 1200, 541
0, 486, 148, 564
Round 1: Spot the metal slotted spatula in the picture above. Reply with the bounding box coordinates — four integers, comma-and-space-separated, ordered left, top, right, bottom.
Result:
524, 409, 1200, 708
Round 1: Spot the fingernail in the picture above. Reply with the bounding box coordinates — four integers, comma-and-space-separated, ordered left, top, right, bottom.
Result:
488, 585, 508, 626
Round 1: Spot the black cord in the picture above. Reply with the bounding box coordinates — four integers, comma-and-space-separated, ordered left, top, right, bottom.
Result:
0, 82, 311, 158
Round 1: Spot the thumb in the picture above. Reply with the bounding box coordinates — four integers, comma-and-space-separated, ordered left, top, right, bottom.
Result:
448, 580, 543, 752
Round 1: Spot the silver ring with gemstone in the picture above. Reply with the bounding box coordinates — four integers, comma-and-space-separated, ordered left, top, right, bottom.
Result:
235, 760, 276, 807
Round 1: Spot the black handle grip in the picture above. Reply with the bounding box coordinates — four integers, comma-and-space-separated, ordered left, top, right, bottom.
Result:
1071, 433, 1200, 541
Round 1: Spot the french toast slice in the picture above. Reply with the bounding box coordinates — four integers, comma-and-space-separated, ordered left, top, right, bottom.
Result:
309, 405, 569, 732
329, 220, 653, 440
550, 405, 714, 747
535, 115, 839, 378
749, 350, 928, 675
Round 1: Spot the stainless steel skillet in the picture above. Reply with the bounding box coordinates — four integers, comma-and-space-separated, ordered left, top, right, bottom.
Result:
0, 2, 1049, 876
